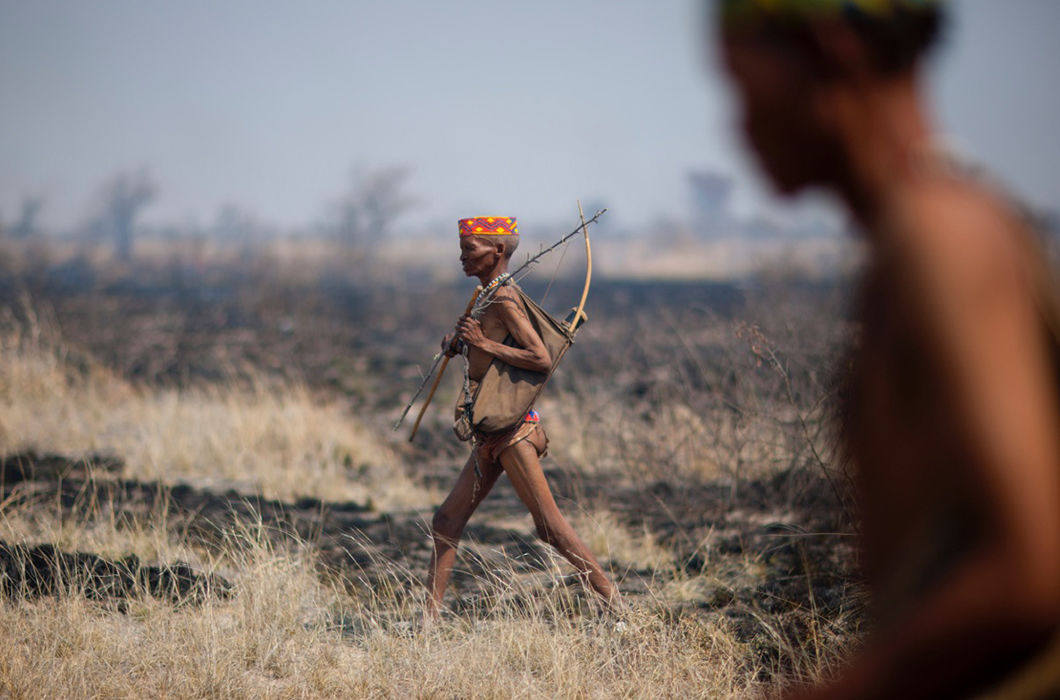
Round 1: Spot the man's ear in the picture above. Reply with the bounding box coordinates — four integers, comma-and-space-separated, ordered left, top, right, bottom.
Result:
494, 240, 506, 260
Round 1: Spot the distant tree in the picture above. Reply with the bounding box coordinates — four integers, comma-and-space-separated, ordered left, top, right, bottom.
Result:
329, 165, 417, 248
11, 196, 45, 239
94, 167, 157, 261
211, 204, 276, 243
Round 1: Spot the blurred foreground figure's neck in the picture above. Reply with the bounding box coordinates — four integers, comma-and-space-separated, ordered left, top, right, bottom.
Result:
828, 72, 935, 235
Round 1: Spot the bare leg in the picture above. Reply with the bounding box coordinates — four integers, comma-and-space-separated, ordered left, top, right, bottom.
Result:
426, 450, 503, 618
498, 439, 618, 604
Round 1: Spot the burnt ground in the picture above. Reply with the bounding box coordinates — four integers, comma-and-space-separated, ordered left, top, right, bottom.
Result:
0, 541, 230, 605
1, 455, 231, 605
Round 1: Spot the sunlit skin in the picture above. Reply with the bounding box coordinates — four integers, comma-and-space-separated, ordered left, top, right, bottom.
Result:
720, 18, 1060, 700
425, 234, 618, 620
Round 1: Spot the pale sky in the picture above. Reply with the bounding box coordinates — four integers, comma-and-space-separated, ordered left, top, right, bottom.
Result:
1, 0, 1057, 234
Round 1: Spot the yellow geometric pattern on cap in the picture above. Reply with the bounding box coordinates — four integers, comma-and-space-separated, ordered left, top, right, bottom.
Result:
458, 216, 518, 237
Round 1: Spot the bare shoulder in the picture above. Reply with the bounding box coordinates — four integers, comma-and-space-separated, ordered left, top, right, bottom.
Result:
492, 285, 521, 303
490, 286, 526, 316
476, 285, 525, 331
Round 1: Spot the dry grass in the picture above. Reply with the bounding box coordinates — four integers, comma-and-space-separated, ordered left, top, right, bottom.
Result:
0, 310, 430, 510
573, 508, 676, 573
0, 488, 781, 699
0, 586, 764, 699
0, 523, 358, 698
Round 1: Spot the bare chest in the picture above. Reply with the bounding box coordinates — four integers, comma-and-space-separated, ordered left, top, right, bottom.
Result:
466, 306, 512, 379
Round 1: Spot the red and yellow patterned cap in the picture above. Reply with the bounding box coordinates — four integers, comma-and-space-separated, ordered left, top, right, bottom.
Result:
458, 216, 518, 237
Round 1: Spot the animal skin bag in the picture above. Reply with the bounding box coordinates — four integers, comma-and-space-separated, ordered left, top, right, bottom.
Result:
453, 286, 575, 440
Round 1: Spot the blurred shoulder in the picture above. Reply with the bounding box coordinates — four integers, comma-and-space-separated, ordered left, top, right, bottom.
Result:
887, 178, 1032, 293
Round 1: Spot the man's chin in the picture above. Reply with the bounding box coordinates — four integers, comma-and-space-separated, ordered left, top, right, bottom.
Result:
765, 169, 810, 197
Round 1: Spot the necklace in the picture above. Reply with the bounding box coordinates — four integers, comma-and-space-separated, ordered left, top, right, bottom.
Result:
472, 273, 511, 313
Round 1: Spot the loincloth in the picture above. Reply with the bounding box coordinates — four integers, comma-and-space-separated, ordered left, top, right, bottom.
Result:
475, 410, 548, 463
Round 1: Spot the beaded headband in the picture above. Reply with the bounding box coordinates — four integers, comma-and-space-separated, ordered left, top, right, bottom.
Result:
458, 216, 518, 237
719, 0, 944, 23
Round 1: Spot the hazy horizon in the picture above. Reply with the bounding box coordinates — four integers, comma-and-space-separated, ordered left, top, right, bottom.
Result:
2, 0, 1058, 236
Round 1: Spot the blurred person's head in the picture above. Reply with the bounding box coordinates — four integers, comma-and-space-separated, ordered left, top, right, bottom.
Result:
715, 0, 947, 197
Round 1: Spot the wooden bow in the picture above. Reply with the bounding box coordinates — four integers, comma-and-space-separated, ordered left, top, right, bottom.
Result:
407, 285, 480, 442
568, 200, 593, 334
